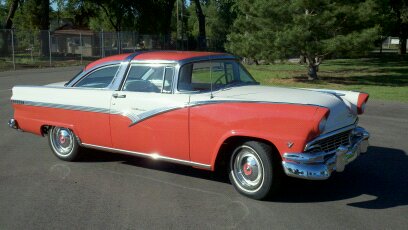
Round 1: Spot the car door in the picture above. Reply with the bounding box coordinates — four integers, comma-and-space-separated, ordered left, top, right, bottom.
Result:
109, 64, 191, 161
69, 64, 120, 147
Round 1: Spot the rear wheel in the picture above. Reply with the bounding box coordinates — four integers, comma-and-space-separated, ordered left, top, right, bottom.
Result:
229, 141, 281, 200
48, 126, 82, 161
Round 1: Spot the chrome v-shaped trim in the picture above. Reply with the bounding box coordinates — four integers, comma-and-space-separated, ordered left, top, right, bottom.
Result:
81, 143, 212, 170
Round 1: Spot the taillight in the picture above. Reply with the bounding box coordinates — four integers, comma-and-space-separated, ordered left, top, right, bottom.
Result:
357, 93, 369, 114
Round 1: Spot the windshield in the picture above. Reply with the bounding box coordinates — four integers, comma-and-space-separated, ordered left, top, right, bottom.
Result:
178, 60, 258, 92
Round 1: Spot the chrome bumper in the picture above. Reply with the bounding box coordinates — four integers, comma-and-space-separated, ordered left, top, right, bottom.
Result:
282, 127, 369, 180
8, 118, 19, 130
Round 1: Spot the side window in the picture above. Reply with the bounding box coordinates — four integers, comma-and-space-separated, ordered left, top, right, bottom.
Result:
178, 62, 225, 91
123, 65, 174, 93
163, 67, 174, 93
178, 61, 258, 92
74, 65, 119, 88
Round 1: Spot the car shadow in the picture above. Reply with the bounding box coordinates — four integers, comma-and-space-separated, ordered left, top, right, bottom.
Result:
80, 149, 230, 183
80, 145, 407, 209
271, 146, 408, 209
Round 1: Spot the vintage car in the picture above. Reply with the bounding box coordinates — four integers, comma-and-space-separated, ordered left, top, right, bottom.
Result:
9, 51, 369, 200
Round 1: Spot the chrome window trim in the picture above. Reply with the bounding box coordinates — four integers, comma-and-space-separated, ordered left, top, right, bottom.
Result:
173, 58, 253, 94
130, 60, 178, 65
65, 61, 123, 87
80, 143, 211, 170
72, 64, 122, 89
119, 63, 177, 93
162, 66, 175, 94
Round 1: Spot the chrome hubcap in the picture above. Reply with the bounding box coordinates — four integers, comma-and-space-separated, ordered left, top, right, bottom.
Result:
51, 127, 74, 156
231, 146, 264, 192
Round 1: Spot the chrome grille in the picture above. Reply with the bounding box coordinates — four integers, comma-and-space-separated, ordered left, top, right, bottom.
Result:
307, 130, 352, 154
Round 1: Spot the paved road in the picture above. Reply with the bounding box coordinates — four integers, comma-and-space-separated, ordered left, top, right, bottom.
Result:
0, 67, 407, 229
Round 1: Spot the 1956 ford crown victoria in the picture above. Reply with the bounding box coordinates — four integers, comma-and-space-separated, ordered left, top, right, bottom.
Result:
9, 51, 369, 199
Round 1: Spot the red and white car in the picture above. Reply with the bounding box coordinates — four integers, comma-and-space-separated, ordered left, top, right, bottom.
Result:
9, 51, 369, 199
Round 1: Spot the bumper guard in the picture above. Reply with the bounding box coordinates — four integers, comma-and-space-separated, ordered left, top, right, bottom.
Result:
282, 127, 369, 180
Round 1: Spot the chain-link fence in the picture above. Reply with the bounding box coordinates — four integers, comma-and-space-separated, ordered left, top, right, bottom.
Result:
0, 29, 225, 71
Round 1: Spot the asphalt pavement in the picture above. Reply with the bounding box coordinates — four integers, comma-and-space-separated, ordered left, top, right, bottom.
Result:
0, 66, 407, 229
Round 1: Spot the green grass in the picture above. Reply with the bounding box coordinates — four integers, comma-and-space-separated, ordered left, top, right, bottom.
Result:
246, 57, 408, 102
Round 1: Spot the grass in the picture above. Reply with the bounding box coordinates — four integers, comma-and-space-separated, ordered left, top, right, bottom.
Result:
0, 55, 95, 71
246, 56, 408, 102
1, 54, 407, 102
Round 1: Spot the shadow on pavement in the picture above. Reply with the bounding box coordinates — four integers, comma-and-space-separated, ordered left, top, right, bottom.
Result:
272, 146, 408, 209
80, 149, 230, 183
80, 145, 407, 209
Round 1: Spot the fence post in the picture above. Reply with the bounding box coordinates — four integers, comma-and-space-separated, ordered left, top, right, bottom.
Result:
117, 32, 121, 54
80, 32, 83, 65
48, 30, 52, 67
11, 29, 16, 70
101, 30, 104, 57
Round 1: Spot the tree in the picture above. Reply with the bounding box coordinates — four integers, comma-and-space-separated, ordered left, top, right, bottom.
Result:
389, 0, 408, 54
1, 0, 20, 55
192, 0, 206, 50
187, 0, 236, 50
226, 0, 382, 79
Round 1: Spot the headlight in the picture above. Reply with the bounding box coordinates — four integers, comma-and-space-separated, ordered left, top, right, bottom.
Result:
319, 117, 327, 133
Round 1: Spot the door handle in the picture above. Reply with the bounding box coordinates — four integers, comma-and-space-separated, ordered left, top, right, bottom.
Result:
112, 93, 126, 98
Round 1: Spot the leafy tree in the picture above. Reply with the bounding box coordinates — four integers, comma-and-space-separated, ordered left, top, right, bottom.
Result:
1, 0, 20, 55
187, 0, 237, 50
389, 0, 408, 54
226, 0, 382, 79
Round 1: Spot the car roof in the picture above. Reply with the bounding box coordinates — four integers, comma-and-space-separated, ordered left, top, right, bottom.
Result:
84, 51, 234, 71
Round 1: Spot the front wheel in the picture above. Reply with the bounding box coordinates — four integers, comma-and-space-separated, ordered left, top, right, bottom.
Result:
229, 141, 281, 200
48, 126, 82, 161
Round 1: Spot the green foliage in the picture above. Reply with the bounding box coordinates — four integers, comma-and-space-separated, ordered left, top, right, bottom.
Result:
187, 0, 236, 50
246, 56, 408, 102
226, 0, 382, 61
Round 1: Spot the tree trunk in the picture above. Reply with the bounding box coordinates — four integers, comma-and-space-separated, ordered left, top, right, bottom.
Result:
193, 0, 206, 50
306, 55, 320, 80
399, 23, 407, 55
39, 0, 50, 56
1, 0, 19, 56
308, 65, 318, 80
163, 0, 176, 36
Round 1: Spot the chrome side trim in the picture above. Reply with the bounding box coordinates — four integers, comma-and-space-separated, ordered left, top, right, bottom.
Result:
188, 100, 327, 108
128, 106, 182, 127
304, 124, 357, 151
12, 100, 112, 114
12, 99, 328, 127
81, 143, 212, 169
10, 99, 25, 104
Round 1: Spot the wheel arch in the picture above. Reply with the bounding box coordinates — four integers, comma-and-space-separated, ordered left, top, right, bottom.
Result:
212, 135, 282, 172
40, 122, 79, 139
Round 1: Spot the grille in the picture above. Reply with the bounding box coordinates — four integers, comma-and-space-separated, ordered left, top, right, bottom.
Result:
307, 130, 352, 154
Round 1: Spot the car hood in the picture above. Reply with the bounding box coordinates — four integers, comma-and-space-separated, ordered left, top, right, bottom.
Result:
191, 85, 357, 133
45, 81, 67, 87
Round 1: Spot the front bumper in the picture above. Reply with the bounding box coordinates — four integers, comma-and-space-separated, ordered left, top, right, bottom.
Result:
281, 126, 369, 180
